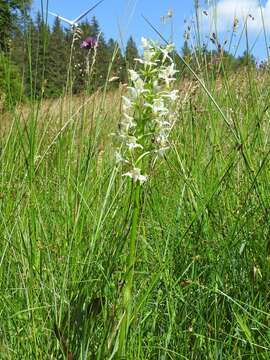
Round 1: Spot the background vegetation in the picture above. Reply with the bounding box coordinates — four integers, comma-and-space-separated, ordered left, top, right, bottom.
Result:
0, 0, 265, 110
1, 1, 270, 359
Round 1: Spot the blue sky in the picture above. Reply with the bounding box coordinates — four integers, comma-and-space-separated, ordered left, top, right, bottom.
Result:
31, 0, 270, 60
32, 0, 192, 45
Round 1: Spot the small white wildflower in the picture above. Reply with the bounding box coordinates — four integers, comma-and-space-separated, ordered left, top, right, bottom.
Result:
159, 63, 178, 86
116, 133, 129, 143
121, 113, 136, 130
166, 63, 179, 77
115, 150, 129, 164
152, 98, 169, 114
153, 80, 160, 90
134, 78, 145, 91
155, 147, 170, 156
123, 167, 148, 184
146, 98, 168, 115
155, 119, 171, 128
135, 57, 157, 67
144, 49, 158, 66
128, 69, 140, 82
162, 89, 179, 102
128, 87, 138, 98
156, 131, 169, 147
122, 96, 132, 109
127, 136, 143, 150
166, 43, 175, 52
160, 43, 175, 63
141, 37, 151, 50
128, 78, 148, 98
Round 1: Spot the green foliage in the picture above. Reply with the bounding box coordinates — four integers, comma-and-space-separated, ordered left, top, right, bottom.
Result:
3, 1, 260, 102
70, 18, 112, 94
88, 17, 110, 90
0, 0, 31, 52
0, 52, 23, 110
13, 15, 128, 97
125, 36, 139, 69
180, 41, 257, 80
1, 3, 270, 359
107, 38, 126, 83
21, 12, 50, 99
46, 17, 68, 97
237, 50, 256, 68
0, 1, 12, 51
1, 67, 270, 358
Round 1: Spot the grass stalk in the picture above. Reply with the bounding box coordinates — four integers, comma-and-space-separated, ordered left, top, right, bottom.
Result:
118, 182, 141, 357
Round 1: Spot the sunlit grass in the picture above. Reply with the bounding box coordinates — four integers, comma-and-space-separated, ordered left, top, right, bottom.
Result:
1, 1, 270, 357
1, 65, 270, 358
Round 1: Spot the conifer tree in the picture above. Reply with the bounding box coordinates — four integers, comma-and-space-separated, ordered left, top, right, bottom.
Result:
125, 36, 139, 69
46, 17, 67, 96
0, 52, 22, 110
0, 0, 31, 52
107, 38, 125, 83
10, 18, 26, 76
90, 16, 110, 89
237, 50, 256, 68
72, 19, 93, 94
182, 40, 192, 62
29, 11, 50, 98
71, 16, 110, 93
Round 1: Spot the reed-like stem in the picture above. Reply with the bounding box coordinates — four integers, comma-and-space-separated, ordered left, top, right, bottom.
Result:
118, 182, 141, 356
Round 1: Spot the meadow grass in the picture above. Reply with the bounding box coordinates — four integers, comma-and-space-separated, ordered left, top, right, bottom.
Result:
1, 10, 270, 359
1, 66, 270, 359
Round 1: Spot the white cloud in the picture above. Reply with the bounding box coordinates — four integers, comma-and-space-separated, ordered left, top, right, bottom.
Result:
202, 0, 270, 33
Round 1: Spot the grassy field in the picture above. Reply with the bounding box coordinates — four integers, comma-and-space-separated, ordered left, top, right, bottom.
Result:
1, 44, 270, 359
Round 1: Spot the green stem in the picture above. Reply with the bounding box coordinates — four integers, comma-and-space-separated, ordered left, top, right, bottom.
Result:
118, 182, 141, 357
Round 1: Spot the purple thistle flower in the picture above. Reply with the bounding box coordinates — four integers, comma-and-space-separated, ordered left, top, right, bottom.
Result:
80, 37, 97, 50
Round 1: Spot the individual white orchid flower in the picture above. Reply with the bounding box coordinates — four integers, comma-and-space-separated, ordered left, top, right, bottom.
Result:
152, 98, 169, 114
141, 37, 151, 50
162, 89, 179, 102
160, 43, 175, 63
126, 136, 143, 150
128, 69, 140, 82
115, 150, 129, 164
128, 78, 148, 98
159, 63, 178, 86
122, 96, 133, 110
122, 113, 136, 127
123, 167, 148, 184
155, 146, 170, 156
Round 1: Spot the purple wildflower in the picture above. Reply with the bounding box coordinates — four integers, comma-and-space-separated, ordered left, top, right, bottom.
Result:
80, 37, 97, 50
